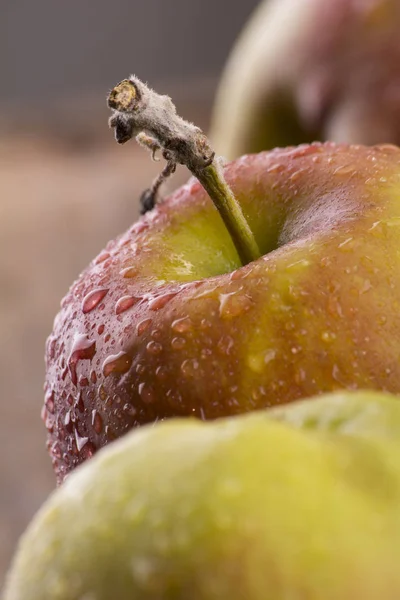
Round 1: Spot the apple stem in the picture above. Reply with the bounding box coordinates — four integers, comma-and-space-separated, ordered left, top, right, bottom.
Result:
107, 75, 261, 265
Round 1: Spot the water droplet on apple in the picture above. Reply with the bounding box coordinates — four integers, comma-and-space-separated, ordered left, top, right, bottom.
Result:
171, 337, 186, 350
333, 164, 354, 176
120, 266, 139, 278
115, 295, 141, 314
92, 410, 103, 434
286, 259, 310, 270
146, 341, 163, 355
81, 442, 96, 460
123, 403, 137, 416
251, 386, 267, 402
155, 365, 168, 380
95, 252, 110, 265
97, 324, 105, 335
45, 390, 55, 414
74, 428, 89, 452
219, 291, 252, 319
266, 163, 284, 174
98, 384, 107, 401
51, 441, 62, 459
136, 318, 152, 336
321, 331, 336, 343
200, 318, 212, 329
376, 144, 399, 154
332, 364, 345, 385
338, 237, 355, 251
138, 382, 156, 404
171, 316, 193, 333
247, 353, 265, 374
264, 349, 276, 364
102, 351, 132, 377
90, 370, 97, 384
82, 288, 109, 314
360, 280, 372, 294
131, 221, 149, 235
68, 334, 96, 385
181, 358, 200, 377
149, 292, 178, 311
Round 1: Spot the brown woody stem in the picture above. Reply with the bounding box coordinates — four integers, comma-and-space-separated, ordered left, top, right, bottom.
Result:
107, 76, 260, 265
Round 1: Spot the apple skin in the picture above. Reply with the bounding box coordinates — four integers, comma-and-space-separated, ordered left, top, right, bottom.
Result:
44, 142, 400, 483
7, 390, 400, 599
211, 0, 400, 159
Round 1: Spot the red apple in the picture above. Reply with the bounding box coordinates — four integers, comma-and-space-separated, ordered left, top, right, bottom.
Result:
43, 141, 400, 483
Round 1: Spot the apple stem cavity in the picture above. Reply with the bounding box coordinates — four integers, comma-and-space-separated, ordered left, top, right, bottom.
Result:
107, 75, 261, 265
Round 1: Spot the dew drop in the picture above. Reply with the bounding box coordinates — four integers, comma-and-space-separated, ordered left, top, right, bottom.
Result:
199, 318, 211, 330
68, 334, 96, 385
131, 221, 149, 235
171, 337, 186, 350
360, 280, 372, 294
264, 349, 276, 364
74, 428, 89, 452
181, 358, 199, 377
338, 237, 354, 250
40, 405, 47, 422
171, 316, 193, 333
92, 410, 103, 434
51, 441, 62, 459
64, 410, 71, 429
97, 324, 105, 335
98, 384, 107, 401
90, 370, 97, 384
138, 382, 156, 404
146, 340, 163, 355
45, 390, 55, 414
219, 291, 252, 319
136, 318, 152, 336
95, 252, 111, 265
81, 442, 96, 459
120, 266, 139, 278
155, 365, 168, 380
149, 292, 178, 311
333, 164, 354, 175
123, 403, 137, 417
82, 288, 109, 314
102, 351, 132, 377
115, 295, 141, 314
321, 331, 336, 343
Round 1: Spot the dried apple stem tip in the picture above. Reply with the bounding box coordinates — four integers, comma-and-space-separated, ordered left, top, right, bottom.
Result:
107, 76, 261, 265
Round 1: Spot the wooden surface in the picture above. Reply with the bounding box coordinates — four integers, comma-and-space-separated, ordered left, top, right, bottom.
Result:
0, 124, 199, 586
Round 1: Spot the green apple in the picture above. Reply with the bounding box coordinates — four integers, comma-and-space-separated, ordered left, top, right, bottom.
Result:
7, 390, 400, 599
211, 0, 400, 159
44, 141, 400, 483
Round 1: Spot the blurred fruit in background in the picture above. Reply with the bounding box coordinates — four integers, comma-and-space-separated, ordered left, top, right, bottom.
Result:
211, 0, 400, 158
